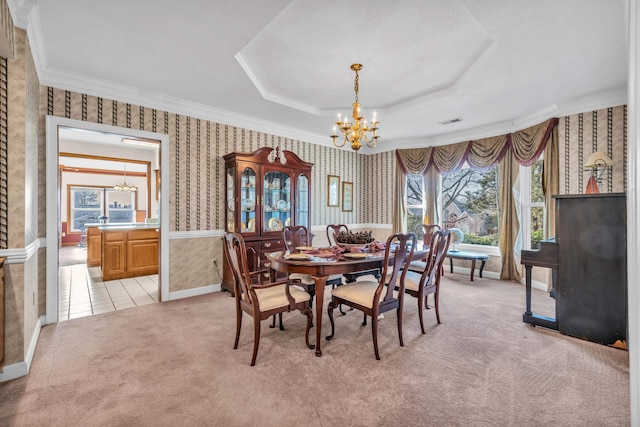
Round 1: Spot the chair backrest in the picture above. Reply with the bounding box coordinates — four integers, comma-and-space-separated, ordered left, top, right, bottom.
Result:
283, 225, 311, 250
421, 229, 453, 288
224, 232, 258, 306
378, 232, 416, 303
414, 224, 441, 248
326, 224, 349, 246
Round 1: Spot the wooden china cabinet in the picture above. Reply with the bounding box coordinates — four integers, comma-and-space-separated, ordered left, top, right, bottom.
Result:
222, 147, 313, 294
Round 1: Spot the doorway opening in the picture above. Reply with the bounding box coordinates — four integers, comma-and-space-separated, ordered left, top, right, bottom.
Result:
46, 117, 170, 324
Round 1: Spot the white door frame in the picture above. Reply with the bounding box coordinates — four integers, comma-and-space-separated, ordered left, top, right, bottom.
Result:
45, 116, 170, 324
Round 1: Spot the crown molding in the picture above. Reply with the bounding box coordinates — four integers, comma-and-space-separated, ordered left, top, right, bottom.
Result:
6, 0, 36, 29
371, 87, 627, 154
36, 63, 329, 146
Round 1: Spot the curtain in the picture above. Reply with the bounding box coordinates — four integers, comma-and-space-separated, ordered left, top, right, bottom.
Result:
423, 167, 441, 225
395, 118, 558, 279
393, 167, 406, 234
542, 125, 559, 291
543, 125, 559, 240
498, 150, 521, 281
395, 148, 432, 233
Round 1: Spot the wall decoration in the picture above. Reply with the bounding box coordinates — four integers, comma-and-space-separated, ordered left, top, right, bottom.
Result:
342, 181, 353, 212
327, 175, 340, 207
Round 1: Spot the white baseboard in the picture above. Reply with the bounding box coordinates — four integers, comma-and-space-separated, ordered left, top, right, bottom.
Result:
0, 314, 45, 382
449, 266, 549, 292
168, 283, 221, 301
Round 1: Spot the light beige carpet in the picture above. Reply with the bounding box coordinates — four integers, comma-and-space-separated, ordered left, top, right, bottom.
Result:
0, 274, 629, 426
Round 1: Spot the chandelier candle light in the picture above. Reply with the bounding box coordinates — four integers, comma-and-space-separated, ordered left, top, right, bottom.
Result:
331, 64, 379, 151
113, 163, 137, 192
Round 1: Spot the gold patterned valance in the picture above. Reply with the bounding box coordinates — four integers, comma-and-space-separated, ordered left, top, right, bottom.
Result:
395, 118, 558, 175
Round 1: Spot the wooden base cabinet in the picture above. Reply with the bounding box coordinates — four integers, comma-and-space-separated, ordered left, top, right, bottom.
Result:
86, 225, 102, 267
101, 228, 159, 281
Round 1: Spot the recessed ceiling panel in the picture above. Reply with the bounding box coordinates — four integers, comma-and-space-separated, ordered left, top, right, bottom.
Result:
237, 0, 491, 113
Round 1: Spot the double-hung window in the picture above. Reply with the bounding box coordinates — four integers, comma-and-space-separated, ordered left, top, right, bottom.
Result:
441, 163, 499, 247
519, 157, 545, 250
405, 173, 426, 233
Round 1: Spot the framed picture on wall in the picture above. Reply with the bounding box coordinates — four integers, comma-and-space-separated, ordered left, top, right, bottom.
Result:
342, 181, 353, 212
327, 175, 340, 207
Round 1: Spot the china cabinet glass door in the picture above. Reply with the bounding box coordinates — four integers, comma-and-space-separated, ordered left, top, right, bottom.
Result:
296, 173, 309, 228
225, 166, 235, 232
239, 167, 257, 233
263, 170, 291, 233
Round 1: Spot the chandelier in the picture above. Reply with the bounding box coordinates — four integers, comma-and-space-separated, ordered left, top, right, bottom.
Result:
113, 163, 137, 192
331, 64, 379, 151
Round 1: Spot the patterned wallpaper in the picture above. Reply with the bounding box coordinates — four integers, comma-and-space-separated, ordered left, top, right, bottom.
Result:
362, 150, 395, 225
40, 88, 365, 233
0, 55, 6, 249
558, 105, 627, 195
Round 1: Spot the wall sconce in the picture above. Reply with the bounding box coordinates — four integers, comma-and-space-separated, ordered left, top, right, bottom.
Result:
584, 151, 613, 194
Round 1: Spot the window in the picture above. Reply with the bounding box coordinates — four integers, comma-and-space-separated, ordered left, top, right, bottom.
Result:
441, 163, 499, 246
519, 157, 545, 250
70, 187, 103, 232
405, 174, 425, 233
69, 186, 137, 232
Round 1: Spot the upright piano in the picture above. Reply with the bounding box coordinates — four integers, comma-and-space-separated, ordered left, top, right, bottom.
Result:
520, 194, 627, 348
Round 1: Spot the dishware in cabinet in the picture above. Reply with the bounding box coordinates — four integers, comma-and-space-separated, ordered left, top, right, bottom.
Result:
222, 147, 313, 294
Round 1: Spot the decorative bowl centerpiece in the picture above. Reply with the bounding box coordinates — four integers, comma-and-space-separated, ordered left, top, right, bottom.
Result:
335, 230, 375, 251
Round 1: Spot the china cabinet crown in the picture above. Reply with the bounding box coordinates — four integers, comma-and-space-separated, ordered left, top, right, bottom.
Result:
222, 147, 313, 294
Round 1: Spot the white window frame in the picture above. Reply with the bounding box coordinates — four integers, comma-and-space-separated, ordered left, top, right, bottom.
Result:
440, 163, 500, 255
519, 158, 546, 251
69, 187, 104, 232
405, 173, 426, 232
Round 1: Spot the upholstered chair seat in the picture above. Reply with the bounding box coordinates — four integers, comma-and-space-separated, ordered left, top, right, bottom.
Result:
407, 260, 428, 273
331, 281, 398, 309
255, 284, 311, 311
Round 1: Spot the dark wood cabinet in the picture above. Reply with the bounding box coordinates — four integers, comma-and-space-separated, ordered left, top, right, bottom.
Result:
222, 147, 313, 294
554, 193, 627, 346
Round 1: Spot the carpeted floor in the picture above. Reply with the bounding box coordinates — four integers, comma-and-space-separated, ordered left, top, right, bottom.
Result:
0, 274, 629, 426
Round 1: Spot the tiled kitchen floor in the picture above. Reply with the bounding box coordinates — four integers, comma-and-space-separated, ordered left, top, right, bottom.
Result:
58, 263, 159, 322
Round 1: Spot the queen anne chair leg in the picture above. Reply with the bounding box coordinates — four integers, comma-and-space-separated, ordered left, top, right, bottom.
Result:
371, 314, 380, 360
418, 291, 426, 334
397, 307, 404, 347
234, 308, 243, 349
251, 316, 261, 366
434, 288, 441, 324
326, 301, 337, 340
303, 307, 315, 349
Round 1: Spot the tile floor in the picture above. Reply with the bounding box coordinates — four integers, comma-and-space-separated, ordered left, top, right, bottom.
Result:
58, 247, 159, 321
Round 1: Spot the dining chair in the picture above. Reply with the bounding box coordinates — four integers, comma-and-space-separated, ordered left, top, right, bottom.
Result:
407, 224, 441, 273
327, 232, 416, 360
326, 224, 349, 246
327, 223, 380, 283
283, 225, 343, 307
401, 229, 452, 333
224, 232, 314, 366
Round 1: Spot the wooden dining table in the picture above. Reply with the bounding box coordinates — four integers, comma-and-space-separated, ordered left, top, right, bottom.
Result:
265, 245, 428, 357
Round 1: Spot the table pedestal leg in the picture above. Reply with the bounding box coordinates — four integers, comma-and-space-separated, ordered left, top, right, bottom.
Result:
311, 275, 328, 357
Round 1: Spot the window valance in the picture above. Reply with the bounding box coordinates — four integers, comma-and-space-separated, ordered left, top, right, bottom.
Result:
396, 118, 558, 175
